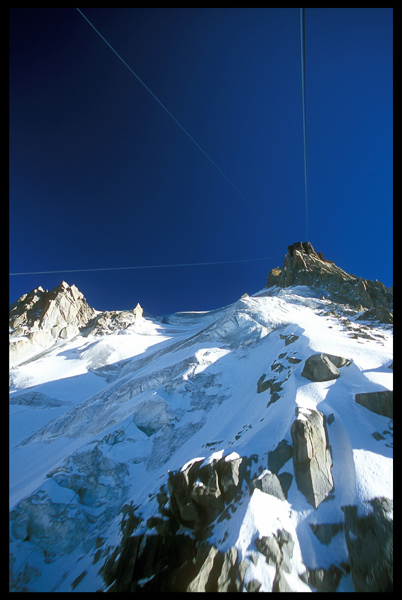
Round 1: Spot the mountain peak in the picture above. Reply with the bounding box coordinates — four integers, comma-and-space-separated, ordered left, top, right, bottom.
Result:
9, 282, 148, 366
266, 241, 392, 316
9, 281, 94, 332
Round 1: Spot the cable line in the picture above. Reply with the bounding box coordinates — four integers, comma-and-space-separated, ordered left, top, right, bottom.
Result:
75, 8, 258, 215
10, 255, 281, 277
299, 7, 308, 240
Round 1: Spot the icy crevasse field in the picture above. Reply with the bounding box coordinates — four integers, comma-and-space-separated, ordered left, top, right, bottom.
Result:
9, 285, 393, 592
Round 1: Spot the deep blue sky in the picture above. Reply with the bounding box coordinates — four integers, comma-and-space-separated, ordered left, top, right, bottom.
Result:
9, 8, 392, 315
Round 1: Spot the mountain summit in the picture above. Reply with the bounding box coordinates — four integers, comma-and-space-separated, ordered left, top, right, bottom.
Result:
9, 280, 95, 334
9, 281, 95, 366
267, 241, 392, 321
9, 281, 145, 366
9, 247, 393, 592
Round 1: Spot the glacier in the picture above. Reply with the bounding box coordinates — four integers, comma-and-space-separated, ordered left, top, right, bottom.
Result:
9, 252, 393, 592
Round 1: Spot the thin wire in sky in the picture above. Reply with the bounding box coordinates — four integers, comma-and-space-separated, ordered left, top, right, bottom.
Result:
299, 7, 308, 240
75, 8, 258, 215
10, 255, 281, 277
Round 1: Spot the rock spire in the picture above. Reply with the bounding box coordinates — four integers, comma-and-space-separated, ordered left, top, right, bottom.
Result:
266, 242, 392, 316
9, 281, 95, 337
9, 281, 146, 366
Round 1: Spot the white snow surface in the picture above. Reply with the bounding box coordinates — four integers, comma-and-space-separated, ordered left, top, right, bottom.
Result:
9, 285, 393, 592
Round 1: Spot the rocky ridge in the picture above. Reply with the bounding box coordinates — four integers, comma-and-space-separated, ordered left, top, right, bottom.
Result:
9, 281, 145, 366
266, 241, 393, 320
9, 281, 94, 334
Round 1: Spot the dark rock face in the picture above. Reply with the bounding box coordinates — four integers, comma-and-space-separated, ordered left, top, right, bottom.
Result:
190, 461, 226, 525
167, 458, 205, 528
342, 497, 393, 592
308, 564, 344, 592
266, 243, 393, 311
324, 354, 350, 368
187, 543, 242, 592
291, 408, 334, 508
217, 546, 240, 592
103, 529, 243, 592
268, 439, 293, 474
301, 353, 341, 382
186, 544, 223, 592
288, 241, 320, 259
255, 535, 282, 567
250, 471, 286, 500
101, 447, 392, 593
255, 528, 297, 591
167, 454, 246, 530
103, 531, 198, 592
356, 305, 393, 324
355, 390, 393, 419
102, 452, 301, 592
217, 455, 246, 504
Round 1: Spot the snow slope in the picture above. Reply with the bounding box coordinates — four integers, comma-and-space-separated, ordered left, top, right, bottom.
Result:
9, 285, 392, 592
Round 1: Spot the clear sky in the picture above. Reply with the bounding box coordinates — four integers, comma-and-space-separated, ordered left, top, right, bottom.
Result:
9, 8, 392, 316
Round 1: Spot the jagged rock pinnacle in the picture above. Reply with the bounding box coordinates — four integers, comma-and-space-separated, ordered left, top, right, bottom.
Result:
9, 283, 148, 366
266, 242, 392, 315
9, 281, 97, 366
9, 281, 95, 334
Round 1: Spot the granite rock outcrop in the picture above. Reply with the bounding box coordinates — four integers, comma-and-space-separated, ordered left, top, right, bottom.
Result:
9, 281, 95, 334
266, 241, 392, 312
355, 390, 393, 420
291, 407, 334, 508
167, 453, 246, 531
342, 497, 393, 592
9, 282, 145, 366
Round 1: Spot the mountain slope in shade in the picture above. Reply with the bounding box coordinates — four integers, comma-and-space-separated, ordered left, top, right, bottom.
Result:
9, 244, 392, 592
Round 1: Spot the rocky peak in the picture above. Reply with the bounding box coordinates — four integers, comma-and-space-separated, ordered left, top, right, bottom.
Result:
9, 281, 98, 366
9, 286, 47, 331
9, 281, 95, 336
9, 282, 147, 366
38, 281, 93, 330
266, 242, 392, 315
